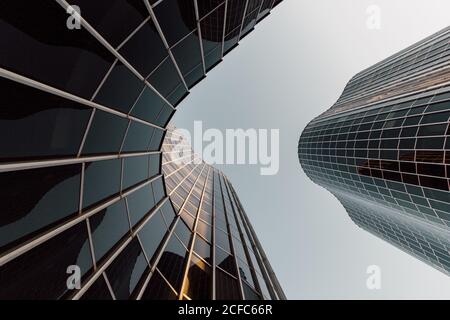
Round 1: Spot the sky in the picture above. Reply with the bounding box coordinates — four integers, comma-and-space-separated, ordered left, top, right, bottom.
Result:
172, 0, 450, 299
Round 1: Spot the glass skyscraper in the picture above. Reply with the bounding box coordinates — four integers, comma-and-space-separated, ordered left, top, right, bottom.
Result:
298, 27, 450, 275
158, 127, 285, 300
0, 0, 284, 299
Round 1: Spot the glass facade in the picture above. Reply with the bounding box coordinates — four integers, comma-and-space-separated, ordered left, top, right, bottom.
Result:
298, 27, 450, 275
0, 0, 284, 299
159, 127, 285, 300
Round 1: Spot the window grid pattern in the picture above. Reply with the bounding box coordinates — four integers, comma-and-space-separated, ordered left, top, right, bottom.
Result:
161, 127, 285, 300
298, 27, 450, 276
0, 0, 283, 299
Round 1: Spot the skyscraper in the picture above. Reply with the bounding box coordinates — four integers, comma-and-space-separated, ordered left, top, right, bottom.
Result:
0, 0, 283, 299
157, 127, 285, 300
298, 27, 450, 275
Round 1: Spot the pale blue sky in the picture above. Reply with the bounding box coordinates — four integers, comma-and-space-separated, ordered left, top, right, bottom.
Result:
173, 0, 450, 299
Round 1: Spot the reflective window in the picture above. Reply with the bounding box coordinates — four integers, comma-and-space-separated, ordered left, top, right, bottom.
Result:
141, 270, 177, 300
0, 78, 91, 162
243, 282, 260, 300
81, 110, 128, 155
152, 176, 166, 203
216, 246, 236, 276
174, 219, 192, 248
119, 20, 167, 76
184, 255, 211, 299
67, 0, 148, 48
94, 62, 144, 114
194, 236, 211, 263
153, 0, 196, 46
0, 164, 81, 252
105, 238, 149, 299
121, 121, 154, 153
215, 228, 231, 252
131, 86, 171, 126
89, 200, 130, 263
126, 184, 155, 227
215, 268, 240, 300
80, 274, 113, 300
156, 233, 187, 291
122, 155, 150, 190
83, 159, 121, 208
138, 211, 167, 263
147, 56, 184, 104
0, 2, 114, 99
0, 221, 92, 299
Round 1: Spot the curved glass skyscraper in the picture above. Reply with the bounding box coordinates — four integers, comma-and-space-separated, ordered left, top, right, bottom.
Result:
0, 0, 284, 299
299, 27, 450, 275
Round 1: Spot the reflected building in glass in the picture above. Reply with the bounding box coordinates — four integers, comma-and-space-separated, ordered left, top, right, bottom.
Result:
298, 27, 450, 275
0, 0, 284, 299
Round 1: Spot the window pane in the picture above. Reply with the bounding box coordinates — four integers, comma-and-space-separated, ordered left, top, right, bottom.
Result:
0, 164, 81, 252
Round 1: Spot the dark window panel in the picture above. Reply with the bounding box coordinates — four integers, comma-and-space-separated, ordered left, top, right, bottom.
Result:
417, 124, 447, 136
153, 0, 197, 47
138, 211, 167, 263
225, 0, 247, 34
416, 151, 444, 163
184, 64, 206, 88
119, 20, 167, 76
171, 32, 203, 77
425, 100, 450, 113
152, 176, 167, 203
149, 128, 165, 151
161, 201, 177, 226
197, 0, 224, 19
126, 184, 155, 227
174, 219, 193, 248
238, 258, 256, 287
146, 57, 185, 104
80, 274, 113, 300
81, 110, 129, 155
121, 121, 154, 153
149, 153, 161, 177
194, 236, 211, 264
243, 282, 261, 300
130, 86, 171, 125
89, 200, 130, 263
0, 164, 81, 252
184, 255, 211, 299
215, 268, 241, 300
94, 62, 144, 114
216, 246, 237, 276
167, 82, 189, 106
419, 176, 449, 191
0, 78, 91, 162
83, 159, 121, 209
68, 0, 149, 48
416, 137, 445, 150
140, 270, 177, 300
200, 4, 225, 45
0, 1, 114, 99
105, 238, 149, 299
215, 228, 231, 252
156, 234, 187, 291
122, 155, 151, 190
0, 222, 92, 299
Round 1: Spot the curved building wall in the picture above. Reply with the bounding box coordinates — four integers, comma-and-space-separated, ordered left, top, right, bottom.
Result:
0, 0, 284, 299
298, 27, 450, 275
